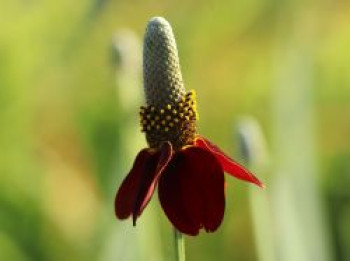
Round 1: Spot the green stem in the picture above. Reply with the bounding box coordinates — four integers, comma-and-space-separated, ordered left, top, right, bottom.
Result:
174, 229, 185, 261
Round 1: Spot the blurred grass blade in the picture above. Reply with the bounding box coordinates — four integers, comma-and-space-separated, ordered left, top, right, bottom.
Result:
237, 117, 276, 261
270, 30, 333, 261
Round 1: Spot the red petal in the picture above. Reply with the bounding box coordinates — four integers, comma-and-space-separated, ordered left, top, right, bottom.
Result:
115, 142, 173, 225
133, 142, 173, 225
158, 146, 225, 236
195, 136, 264, 188
115, 148, 156, 220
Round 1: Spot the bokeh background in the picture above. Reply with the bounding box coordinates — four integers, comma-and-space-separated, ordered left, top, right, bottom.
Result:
1, 0, 350, 260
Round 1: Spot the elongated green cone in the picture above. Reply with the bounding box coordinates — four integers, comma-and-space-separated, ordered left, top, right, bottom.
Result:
141, 17, 197, 150
143, 17, 185, 107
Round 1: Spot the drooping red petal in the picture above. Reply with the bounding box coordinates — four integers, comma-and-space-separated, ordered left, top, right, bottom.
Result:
115, 142, 173, 225
158, 146, 225, 236
195, 136, 264, 188
115, 148, 157, 220
133, 141, 173, 225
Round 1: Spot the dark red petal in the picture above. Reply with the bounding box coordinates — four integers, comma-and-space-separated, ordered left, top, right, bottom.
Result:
115, 142, 173, 225
195, 136, 265, 188
133, 141, 173, 225
115, 148, 156, 220
158, 146, 225, 236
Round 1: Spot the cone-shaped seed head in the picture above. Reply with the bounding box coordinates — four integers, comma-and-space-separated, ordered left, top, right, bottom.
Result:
143, 17, 185, 107
141, 17, 197, 150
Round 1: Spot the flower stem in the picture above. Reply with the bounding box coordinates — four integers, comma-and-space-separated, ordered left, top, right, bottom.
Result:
174, 229, 185, 261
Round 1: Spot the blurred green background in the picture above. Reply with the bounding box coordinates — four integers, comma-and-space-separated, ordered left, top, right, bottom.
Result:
1, 0, 350, 260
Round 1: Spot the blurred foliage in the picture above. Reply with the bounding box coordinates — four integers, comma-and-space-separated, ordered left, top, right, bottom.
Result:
0, 0, 349, 260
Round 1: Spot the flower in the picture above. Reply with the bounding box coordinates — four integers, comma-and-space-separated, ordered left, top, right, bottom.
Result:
115, 17, 264, 236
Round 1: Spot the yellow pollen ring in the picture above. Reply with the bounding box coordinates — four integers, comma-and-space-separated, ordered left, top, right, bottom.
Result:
139, 90, 198, 149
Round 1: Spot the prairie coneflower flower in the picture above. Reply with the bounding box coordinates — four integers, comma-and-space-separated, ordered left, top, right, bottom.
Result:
115, 17, 264, 236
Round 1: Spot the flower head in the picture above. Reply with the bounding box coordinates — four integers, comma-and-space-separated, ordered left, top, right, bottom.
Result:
115, 17, 264, 236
